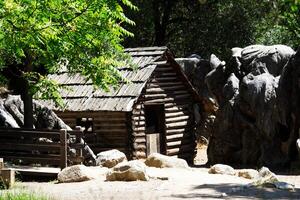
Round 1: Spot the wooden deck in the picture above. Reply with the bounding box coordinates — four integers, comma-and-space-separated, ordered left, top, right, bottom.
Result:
7, 165, 60, 177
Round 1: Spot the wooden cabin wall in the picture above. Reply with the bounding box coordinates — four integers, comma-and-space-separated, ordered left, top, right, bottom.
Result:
56, 111, 130, 157
131, 63, 197, 162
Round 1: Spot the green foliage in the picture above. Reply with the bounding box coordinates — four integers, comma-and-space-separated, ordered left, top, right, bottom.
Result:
0, 190, 50, 200
125, 0, 299, 59
0, 0, 136, 105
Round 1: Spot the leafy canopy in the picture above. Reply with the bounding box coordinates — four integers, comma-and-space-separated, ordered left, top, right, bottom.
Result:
0, 0, 137, 106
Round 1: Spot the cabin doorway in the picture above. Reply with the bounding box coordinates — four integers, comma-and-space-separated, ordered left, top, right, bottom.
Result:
144, 104, 166, 156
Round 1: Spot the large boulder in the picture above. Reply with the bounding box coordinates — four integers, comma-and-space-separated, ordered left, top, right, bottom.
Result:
96, 149, 127, 168
144, 153, 189, 169
106, 160, 149, 181
208, 164, 236, 176
58, 165, 94, 183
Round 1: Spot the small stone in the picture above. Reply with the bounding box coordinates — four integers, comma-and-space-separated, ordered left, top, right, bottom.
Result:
208, 164, 236, 176
274, 181, 295, 191
236, 169, 259, 179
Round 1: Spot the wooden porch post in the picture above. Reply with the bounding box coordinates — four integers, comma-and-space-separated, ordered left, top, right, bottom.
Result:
60, 129, 68, 169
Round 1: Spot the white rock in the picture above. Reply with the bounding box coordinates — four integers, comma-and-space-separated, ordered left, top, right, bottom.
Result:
106, 160, 149, 181
144, 153, 189, 169
58, 165, 94, 183
96, 149, 127, 168
274, 181, 295, 191
236, 169, 259, 179
208, 164, 236, 176
248, 167, 279, 187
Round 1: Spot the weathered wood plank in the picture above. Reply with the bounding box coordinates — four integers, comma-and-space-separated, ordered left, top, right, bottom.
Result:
0, 158, 3, 169
0, 169, 15, 189
60, 129, 68, 169
0, 143, 60, 152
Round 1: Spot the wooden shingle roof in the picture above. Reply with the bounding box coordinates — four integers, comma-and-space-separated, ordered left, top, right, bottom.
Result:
39, 47, 168, 112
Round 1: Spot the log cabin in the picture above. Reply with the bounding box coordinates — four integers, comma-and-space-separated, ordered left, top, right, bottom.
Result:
38, 47, 201, 163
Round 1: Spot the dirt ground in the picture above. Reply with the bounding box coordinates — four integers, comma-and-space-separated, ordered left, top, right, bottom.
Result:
13, 146, 300, 200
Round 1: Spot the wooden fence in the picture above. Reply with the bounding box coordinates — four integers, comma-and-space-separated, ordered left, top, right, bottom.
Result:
0, 128, 84, 169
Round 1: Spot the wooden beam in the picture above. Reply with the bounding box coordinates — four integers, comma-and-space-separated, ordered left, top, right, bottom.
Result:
0, 169, 15, 188
0, 158, 3, 169
60, 129, 68, 169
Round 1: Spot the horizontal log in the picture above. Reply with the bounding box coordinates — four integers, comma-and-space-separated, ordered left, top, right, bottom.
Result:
153, 77, 178, 82
166, 129, 186, 134
133, 127, 145, 132
93, 122, 127, 127
154, 67, 173, 72
166, 121, 190, 129
132, 116, 145, 121
165, 104, 191, 110
0, 153, 61, 162
57, 111, 127, 118
167, 138, 194, 148
165, 111, 187, 118
0, 143, 60, 152
133, 137, 146, 143
166, 116, 189, 123
151, 72, 176, 77
166, 144, 195, 156
148, 82, 182, 88
0, 132, 60, 140
144, 94, 168, 99
94, 129, 128, 133
166, 133, 184, 140
132, 151, 146, 158
143, 98, 173, 104
132, 121, 145, 126
132, 132, 146, 137
133, 143, 147, 150
93, 117, 127, 122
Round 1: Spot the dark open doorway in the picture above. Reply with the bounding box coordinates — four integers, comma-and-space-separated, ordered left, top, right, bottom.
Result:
144, 104, 166, 155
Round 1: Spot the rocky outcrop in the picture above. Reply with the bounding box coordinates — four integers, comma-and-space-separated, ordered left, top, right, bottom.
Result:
145, 153, 189, 169
0, 95, 70, 130
96, 149, 127, 168
203, 45, 300, 169
106, 160, 149, 181
58, 165, 95, 183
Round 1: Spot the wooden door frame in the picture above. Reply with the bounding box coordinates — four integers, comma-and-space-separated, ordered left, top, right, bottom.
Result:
144, 103, 166, 155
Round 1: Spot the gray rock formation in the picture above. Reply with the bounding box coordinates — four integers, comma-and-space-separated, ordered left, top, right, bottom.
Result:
205, 44, 299, 169
176, 57, 217, 141
0, 95, 70, 130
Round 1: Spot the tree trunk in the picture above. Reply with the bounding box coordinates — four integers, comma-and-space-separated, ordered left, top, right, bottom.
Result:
22, 79, 34, 128
23, 53, 34, 128
152, 0, 175, 46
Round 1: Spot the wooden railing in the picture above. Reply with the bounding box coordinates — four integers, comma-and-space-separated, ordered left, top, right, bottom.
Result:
0, 128, 84, 169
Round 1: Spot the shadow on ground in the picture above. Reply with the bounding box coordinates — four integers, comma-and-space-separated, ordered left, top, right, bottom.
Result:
169, 183, 300, 199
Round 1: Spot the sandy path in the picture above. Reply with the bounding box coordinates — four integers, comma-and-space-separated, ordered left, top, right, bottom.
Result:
19, 167, 300, 200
